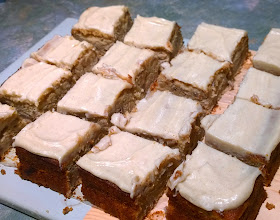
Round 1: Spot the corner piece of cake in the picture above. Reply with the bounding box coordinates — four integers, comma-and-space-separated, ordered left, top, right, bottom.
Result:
167, 141, 266, 220
0, 61, 74, 121
77, 127, 181, 220
124, 15, 183, 62
0, 104, 27, 160
204, 98, 280, 185
31, 35, 98, 80
187, 22, 248, 78
72, 5, 133, 57
92, 41, 160, 96
111, 90, 204, 155
13, 111, 101, 198
253, 28, 280, 76
158, 50, 231, 111
236, 67, 280, 109
57, 73, 134, 129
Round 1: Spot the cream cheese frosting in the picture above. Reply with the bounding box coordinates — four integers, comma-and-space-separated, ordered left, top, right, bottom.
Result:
111, 90, 202, 141
124, 15, 176, 51
237, 67, 280, 109
72, 5, 128, 37
92, 41, 155, 84
205, 99, 280, 160
168, 141, 261, 211
77, 130, 180, 198
0, 104, 16, 133
162, 51, 229, 91
188, 22, 247, 62
0, 62, 72, 106
13, 111, 98, 166
57, 73, 132, 118
253, 28, 280, 76
31, 35, 93, 70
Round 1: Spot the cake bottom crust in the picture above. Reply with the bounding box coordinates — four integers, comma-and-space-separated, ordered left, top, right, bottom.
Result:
166, 175, 266, 220
79, 156, 180, 220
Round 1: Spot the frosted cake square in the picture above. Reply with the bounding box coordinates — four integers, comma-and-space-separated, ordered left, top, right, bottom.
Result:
14, 111, 101, 198
72, 5, 133, 57
0, 61, 73, 121
158, 50, 231, 110
111, 90, 203, 155
167, 141, 265, 220
92, 41, 159, 97
187, 22, 248, 77
77, 128, 180, 220
253, 28, 280, 76
124, 15, 183, 62
204, 98, 280, 185
236, 67, 280, 109
57, 73, 135, 129
31, 35, 97, 80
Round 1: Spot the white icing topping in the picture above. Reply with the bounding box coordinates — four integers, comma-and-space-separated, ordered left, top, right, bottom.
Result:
73, 5, 128, 37
92, 41, 154, 84
206, 99, 280, 159
31, 35, 93, 70
0, 103, 15, 119
253, 28, 280, 75
188, 22, 247, 62
13, 111, 98, 165
237, 67, 280, 109
200, 114, 220, 130
77, 131, 180, 198
112, 90, 202, 141
124, 15, 176, 51
0, 62, 72, 106
162, 51, 229, 91
57, 73, 131, 118
21, 58, 38, 68
168, 142, 261, 211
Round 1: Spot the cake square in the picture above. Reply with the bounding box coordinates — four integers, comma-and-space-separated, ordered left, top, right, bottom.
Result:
0, 61, 74, 121
57, 73, 134, 129
253, 28, 280, 76
111, 90, 204, 155
77, 127, 180, 220
31, 35, 98, 80
92, 41, 159, 96
0, 104, 27, 160
204, 98, 280, 185
236, 67, 280, 109
14, 111, 101, 198
72, 5, 133, 57
124, 15, 183, 62
187, 22, 248, 77
158, 50, 231, 111
167, 141, 265, 220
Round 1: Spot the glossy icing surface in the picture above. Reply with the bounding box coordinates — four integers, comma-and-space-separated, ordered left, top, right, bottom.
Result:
162, 51, 228, 91
188, 22, 247, 62
77, 129, 180, 198
57, 73, 131, 118
168, 142, 261, 211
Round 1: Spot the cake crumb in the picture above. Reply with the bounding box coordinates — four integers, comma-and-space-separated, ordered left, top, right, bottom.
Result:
14, 169, 20, 175
1, 169, 6, 175
266, 202, 275, 210
76, 196, 83, 201
62, 206, 73, 215
147, 210, 165, 220
174, 170, 182, 180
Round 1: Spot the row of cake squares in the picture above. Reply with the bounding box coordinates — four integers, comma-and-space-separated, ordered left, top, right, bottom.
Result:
166, 30, 280, 219
0, 4, 279, 220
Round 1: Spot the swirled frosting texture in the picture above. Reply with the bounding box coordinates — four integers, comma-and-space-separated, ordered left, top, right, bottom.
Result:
168, 142, 261, 211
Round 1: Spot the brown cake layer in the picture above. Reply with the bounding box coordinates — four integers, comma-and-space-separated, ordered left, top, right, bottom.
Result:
166, 175, 266, 220
16, 147, 80, 198
79, 156, 180, 220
